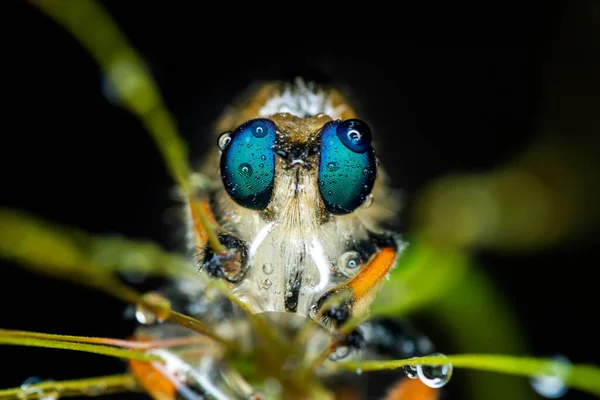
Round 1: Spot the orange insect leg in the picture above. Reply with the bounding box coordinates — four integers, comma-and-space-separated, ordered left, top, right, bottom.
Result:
384, 378, 439, 400
129, 359, 177, 400
347, 247, 397, 301
189, 198, 219, 246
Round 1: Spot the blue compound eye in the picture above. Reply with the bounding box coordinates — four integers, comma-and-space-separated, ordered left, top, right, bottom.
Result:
219, 119, 276, 210
319, 120, 377, 215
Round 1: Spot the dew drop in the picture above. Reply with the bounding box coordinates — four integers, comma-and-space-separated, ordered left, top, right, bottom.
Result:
262, 263, 274, 275
530, 355, 571, 398
261, 279, 272, 290
260, 154, 267, 161
339, 251, 362, 277
328, 345, 351, 361
135, 306, 156, 325
327, 161, 340, 171
417, 353, 453, 389
19, 377, 59, 400
360, 194, 374, 209
217, 132, 231, 151
238, 163, 253, 178
403, 365, 419, 379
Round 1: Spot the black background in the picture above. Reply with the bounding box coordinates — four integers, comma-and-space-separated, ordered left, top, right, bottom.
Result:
2, 1, 599, 399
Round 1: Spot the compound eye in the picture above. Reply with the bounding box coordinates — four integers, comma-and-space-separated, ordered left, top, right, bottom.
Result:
318, 120, 377, 215
219, 119, 276, 210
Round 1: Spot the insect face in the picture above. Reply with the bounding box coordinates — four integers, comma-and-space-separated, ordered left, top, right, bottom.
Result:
196, 81, 402, 328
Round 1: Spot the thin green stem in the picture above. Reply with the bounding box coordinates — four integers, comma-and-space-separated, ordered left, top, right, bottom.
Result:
0, 374, 138, 399
337, 354, 600, 397
0, 337, 162, 363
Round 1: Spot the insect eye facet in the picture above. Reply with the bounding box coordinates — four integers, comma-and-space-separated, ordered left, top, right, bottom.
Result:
219, 118, 276, 210
318, 120, 377, 215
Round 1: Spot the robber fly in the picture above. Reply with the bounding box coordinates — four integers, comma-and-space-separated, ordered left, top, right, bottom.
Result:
6, 2, 598, 400
127, 78, 442, 400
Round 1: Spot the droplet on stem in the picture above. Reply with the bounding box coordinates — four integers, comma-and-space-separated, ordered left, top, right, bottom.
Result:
416, 353, 453, 388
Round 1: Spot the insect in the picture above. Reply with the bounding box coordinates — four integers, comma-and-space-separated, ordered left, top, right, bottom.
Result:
2, 1, 600, 400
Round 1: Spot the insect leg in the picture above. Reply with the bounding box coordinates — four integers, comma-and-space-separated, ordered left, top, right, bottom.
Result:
188, 198, 249, 283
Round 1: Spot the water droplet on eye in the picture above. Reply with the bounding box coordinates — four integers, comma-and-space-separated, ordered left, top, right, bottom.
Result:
403, 365, 419, 379
260, 154, 267, 161
217, 132, 231, 151
417, 353, 453, 388
262, 263, 274, 275
259, 163, 264, 168
348, 129, 362, 144
328, 345, 351, 361
261, 279, 272, 290
238, 163, 253, 178
327, 161, 340, 171
530, 355, 571, 398
362, 168, 369, 176
320, 181, 325, 187
360, 194, 374, 209
327, 191, 333, 196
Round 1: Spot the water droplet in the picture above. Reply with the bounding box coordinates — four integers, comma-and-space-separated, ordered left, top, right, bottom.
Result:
260, 154, 267, 161
238, 163, 253, 178
217, 132, 231, 151
530, 355, 571, 398
19, 377, 59, 400
135, 306, 156, 325
320, 181, 324, 187
327, 161, 340, 171
339, 251, 362, 277
362, 168, 369, 176
328, 345, 351, 361
259, 163, 264, 168
360, 194, 374, 209
328, 191, 333, 196
261, 279, 272, 290
403, 365, 419, 379
262, 263, 274, 275
417, 353, 453, 388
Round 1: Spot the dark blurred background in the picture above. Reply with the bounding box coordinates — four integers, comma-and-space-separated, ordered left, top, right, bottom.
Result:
2, 1, 599, 399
